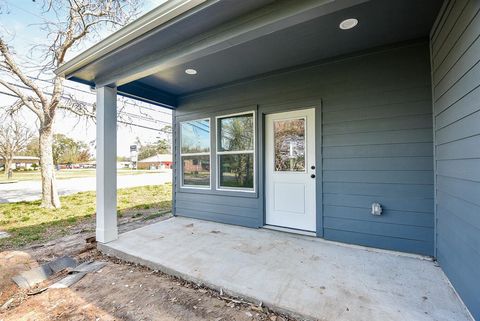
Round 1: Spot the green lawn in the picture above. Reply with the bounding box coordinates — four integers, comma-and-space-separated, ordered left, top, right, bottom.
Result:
0, 169, 165, 183
0, 184, 172, 250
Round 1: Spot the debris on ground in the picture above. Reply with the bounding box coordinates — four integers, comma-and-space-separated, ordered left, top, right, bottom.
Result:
0, 214, 296, 321
48, 260, 107, 289
2, 248, 296, 320
11, 256, 77, 288
12, 255, 107, 293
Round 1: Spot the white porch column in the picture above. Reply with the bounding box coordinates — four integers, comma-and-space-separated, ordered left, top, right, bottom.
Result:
96, 86, 118, 243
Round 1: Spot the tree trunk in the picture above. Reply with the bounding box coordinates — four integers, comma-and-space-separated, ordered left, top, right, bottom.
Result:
3, 157, 12, 178
39, 126, 61, 208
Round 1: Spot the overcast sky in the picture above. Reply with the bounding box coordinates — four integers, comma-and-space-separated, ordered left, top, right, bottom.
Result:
0, 0, 172, 157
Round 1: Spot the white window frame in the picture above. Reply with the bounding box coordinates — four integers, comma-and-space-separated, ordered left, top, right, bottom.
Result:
180, 118, 211, 189
216, 111, 256, 193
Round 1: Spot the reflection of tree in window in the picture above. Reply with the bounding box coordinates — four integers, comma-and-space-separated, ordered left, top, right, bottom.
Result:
220, 115, 253, 151
218, 114, 254, 189
274, 119, 305, 172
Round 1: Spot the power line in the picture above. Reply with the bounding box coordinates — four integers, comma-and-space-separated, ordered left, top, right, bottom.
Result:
0, 80, 171, 121
0, 86, 171, 131
0, 89, 18, 98
26, 76, 173, 117
4, 0, 55, 24
118, 120, 168, 132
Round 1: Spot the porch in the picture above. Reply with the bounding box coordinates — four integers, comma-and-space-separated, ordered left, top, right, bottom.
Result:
99, 217, 471, 321
56, 0, 480, 318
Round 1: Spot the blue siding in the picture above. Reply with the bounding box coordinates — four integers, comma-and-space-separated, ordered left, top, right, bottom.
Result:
431, 0, 480, 319
174, 41, 434, 255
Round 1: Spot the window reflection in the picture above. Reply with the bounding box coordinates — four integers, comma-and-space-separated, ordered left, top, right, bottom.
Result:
218, 115, 254, 152
217, 113, 255, 190
219, 154, 254, 189
181, 119, 210, 154
182, 155, 210, 186
180, 119, 210, 188
274, 118, 305, 172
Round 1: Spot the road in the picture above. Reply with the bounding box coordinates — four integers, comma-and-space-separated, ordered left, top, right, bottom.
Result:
0, 171, 172, 203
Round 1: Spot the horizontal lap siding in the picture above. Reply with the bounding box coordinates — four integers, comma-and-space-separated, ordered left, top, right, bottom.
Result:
175, 41, 433, 255
322, 46, 434, 255
431, 0, 480, 319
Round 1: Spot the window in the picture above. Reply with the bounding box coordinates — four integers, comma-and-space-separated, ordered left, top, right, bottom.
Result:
274, 118, 306, 172
180, 119, 210, 188
217, 112, 255, 191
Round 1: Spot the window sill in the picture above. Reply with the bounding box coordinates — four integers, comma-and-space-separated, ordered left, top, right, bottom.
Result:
177, 186, 258, 199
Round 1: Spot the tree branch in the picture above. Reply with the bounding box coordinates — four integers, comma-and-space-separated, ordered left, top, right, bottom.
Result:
0, 78, 43, 119
0, 38, 49, 109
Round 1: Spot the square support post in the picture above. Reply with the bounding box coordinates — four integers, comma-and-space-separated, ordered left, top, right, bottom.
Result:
96, 86, 118, 243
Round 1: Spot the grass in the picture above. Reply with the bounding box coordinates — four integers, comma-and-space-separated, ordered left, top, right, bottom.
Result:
0, 184, 172, 250
0, 169, 167, 182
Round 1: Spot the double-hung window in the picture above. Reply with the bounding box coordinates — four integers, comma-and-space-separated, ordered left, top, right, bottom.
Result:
180, 119, 211, 188
217, 112, 255, 191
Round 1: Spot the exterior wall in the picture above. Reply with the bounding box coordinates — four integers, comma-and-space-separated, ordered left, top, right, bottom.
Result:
174, 41, 434, 255
137, 161, 172, 169
431, 0, 480, 318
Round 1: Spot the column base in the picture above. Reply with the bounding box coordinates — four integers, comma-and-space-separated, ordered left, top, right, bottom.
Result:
96, 227, 118, 243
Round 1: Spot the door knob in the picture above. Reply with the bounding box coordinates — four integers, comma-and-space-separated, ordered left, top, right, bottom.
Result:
311, 165, 316, 170
311, 174, 316, 178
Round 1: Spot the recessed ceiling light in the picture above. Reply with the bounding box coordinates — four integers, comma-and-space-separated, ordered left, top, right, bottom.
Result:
339, 18, 358, 30
185, 68, 197, 75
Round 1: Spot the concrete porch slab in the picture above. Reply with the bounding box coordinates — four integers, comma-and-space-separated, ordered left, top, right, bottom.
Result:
99, 217, 472, 321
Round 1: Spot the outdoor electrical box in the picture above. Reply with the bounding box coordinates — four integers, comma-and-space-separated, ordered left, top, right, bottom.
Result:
371, 202, 383, 216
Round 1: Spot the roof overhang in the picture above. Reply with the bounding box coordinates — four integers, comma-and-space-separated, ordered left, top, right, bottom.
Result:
56, 0, 442, 109
55, 0, 207, 79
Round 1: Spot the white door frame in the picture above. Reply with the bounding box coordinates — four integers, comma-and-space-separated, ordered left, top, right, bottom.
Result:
264, 108, 316, 232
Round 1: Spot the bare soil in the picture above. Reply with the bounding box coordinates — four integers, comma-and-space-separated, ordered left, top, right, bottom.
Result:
0, 217, 294, 321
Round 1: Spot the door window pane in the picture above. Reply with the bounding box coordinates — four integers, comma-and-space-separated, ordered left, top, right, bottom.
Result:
182, 155, 210, 186
219, 154, 254, 189
181, 119, 210, 154
274, 118, 305, 172
218, 114, 254, 151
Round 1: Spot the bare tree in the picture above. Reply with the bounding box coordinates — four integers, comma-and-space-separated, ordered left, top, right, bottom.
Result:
0, 116, 34, 178
0, 0, 141, 208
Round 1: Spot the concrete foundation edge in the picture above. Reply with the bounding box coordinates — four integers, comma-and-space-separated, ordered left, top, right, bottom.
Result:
97, 242, 317, 321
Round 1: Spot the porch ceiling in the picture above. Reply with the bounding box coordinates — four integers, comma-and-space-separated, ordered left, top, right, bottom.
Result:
59, 0, 442, 107
138, 0, 441, 96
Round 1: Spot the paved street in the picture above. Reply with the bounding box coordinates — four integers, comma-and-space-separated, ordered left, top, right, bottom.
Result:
0, 171, 172, 203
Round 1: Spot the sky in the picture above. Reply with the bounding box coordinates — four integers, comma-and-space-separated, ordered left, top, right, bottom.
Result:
0, 0, 172, 157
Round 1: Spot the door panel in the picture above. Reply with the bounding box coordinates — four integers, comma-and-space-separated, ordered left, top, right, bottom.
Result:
265, 108, 316, 231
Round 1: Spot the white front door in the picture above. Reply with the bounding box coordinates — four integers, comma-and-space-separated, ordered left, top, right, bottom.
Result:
265, 108, 316, 232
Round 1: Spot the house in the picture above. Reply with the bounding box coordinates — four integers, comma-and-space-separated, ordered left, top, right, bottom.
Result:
137, 154, 173, 169
0, 156, 40, 170
55, 0, 480, 319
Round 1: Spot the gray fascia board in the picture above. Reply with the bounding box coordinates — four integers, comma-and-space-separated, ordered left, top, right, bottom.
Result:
54, 0, 206, 77
94, 0, 368, 88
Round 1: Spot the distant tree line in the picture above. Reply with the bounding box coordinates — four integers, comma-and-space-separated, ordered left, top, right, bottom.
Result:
23, 133, 91, 165
136, 125, 172, 161
0, 117, 33, 177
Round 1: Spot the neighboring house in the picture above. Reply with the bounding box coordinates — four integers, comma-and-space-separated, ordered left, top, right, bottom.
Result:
0, 156, 40, 170
137, 154, 173, 169
55, 0, 480, 318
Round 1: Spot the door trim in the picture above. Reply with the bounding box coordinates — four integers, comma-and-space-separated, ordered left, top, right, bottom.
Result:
259, 100, 323, 237
264, 107, 316, 232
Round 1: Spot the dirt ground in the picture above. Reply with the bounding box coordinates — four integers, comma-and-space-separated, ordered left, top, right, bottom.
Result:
0, 217, 294, 321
